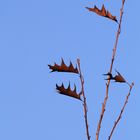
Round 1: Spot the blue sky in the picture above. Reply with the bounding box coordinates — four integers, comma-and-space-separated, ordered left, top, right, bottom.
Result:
0, 0, 139, 140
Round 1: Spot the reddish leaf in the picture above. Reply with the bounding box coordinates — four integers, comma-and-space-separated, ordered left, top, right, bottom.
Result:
104, 70, 126, 83
48, 59, 79, 74
56, 83, 82, 100
114, 70, 126, 83
86, 4, 118, 22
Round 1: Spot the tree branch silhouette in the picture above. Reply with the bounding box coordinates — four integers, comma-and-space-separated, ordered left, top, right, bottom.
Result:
108, 82, 134, 140
77, 58, 91, 140
96, 1, 127, 140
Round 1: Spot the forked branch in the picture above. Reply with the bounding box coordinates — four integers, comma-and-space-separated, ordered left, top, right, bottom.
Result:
96, 1, 126, 140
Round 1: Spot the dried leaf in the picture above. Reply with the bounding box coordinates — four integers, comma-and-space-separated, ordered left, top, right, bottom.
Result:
106, 11, 117, 22
48, 59, 79, 74
104, 70, 126, 83
114, 70, 126, 83
56, 83, 81, 100
85, 4, 118, 22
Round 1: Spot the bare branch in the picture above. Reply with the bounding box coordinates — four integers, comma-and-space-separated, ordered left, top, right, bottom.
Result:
108, 82, 134, 140
96, 1, 126, 140
77, 58, 91, 140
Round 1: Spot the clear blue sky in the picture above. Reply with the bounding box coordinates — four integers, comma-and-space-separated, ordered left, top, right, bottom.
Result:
0, 0, 139, 140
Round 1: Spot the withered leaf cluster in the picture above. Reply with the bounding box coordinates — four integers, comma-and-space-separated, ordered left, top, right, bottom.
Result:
48, 59, 79, 74
56, 83, 81, 100
48, 59, 81, 100
85, 4, 118, 22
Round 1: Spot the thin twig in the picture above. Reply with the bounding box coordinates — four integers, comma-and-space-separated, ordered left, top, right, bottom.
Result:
108, 82, 134, 140
96, 1, 126, 140
77, 58, 91, 140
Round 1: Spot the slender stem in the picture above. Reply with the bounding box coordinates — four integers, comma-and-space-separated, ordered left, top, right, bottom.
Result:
96, 1, 126, 140
108, 82, 134, 140
77, 58, 91, 140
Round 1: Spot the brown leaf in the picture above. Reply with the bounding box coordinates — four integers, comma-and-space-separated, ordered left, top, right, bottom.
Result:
56, 83, 81, 100
114, 70, 126, 83
106, 11, 118, 22
104, 70, 126, 83
48, 59, 79, 74
85, 4, 118, 22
